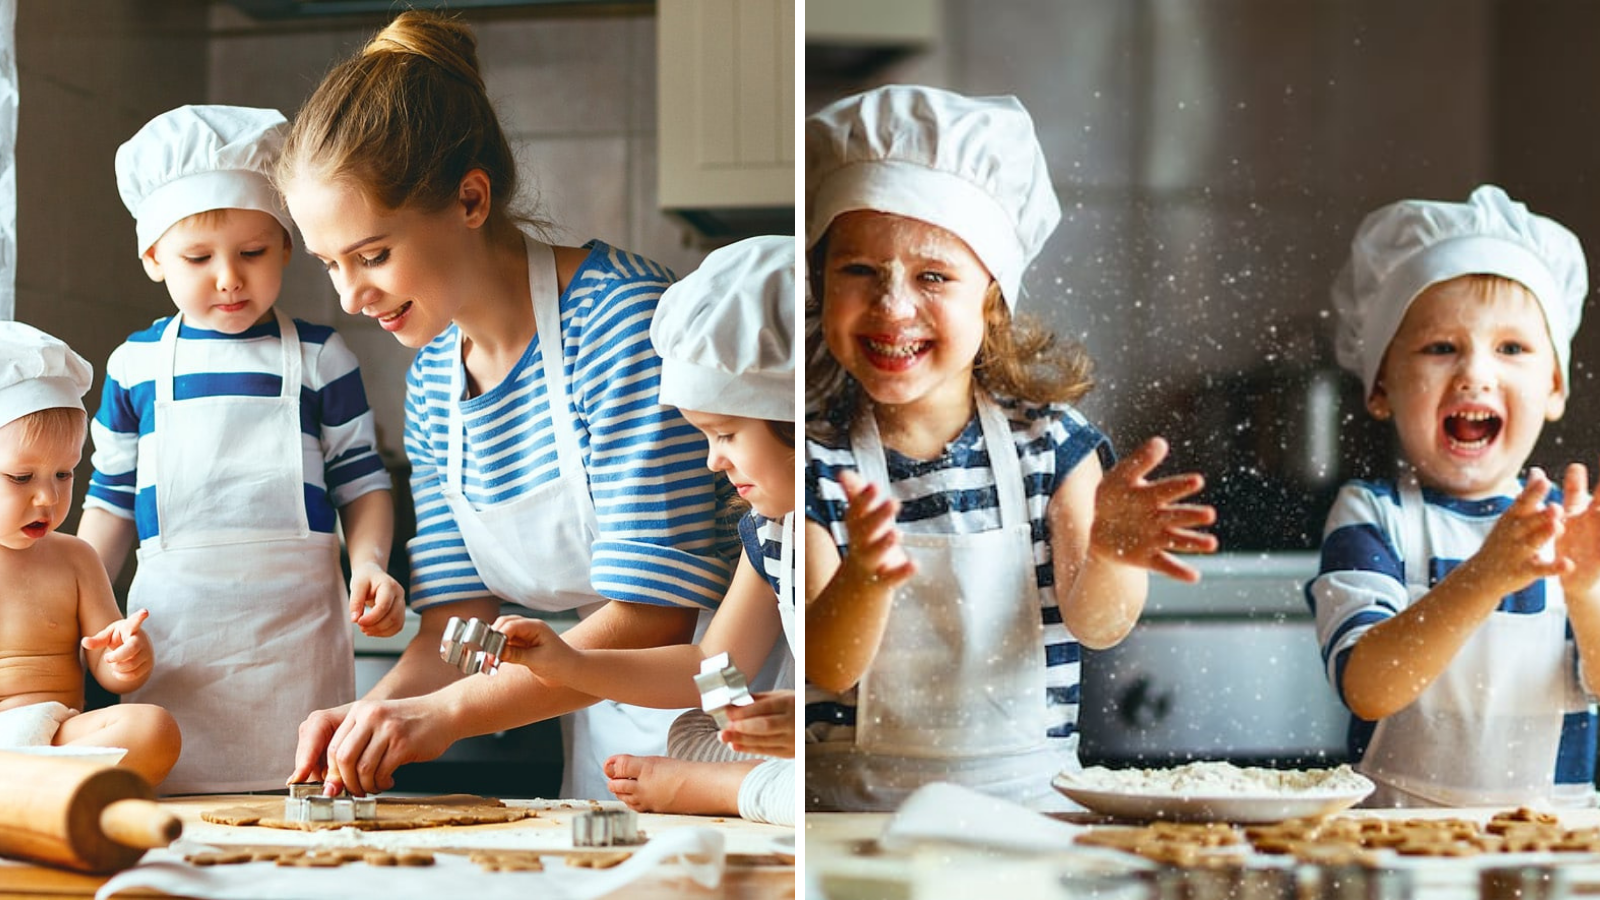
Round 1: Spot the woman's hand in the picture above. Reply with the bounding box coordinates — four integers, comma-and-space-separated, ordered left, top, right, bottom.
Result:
349, 560, 406, 637
310, 696, 458, 797
721, 689, 794, 758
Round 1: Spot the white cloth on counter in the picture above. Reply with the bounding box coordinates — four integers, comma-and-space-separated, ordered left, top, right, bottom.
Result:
0, 701, 74, 747
880, 782, 1087, 855
95, 828, 724, 900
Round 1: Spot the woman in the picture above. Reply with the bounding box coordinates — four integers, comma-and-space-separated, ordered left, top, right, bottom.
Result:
278, 9, 740, 800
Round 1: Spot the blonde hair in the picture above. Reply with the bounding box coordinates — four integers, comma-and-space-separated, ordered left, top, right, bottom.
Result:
278, 9, 545, 235
16, 407, 86, 450
151, 208, 291, 252
805, 236, 1094, 436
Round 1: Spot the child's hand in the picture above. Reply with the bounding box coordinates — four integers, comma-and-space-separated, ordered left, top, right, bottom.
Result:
1469, 468, 1568, 595
1557, 463, 1600, 598
491, 615, 578, 679
81, 608, 154, 681
720, 689, 795, 758
1090, 437, 1218, 582
348, 560, 406, 637
837, 468, 916, 589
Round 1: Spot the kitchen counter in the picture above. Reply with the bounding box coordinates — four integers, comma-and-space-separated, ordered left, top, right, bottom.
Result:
0, 795, 795, 899
808, 807, 1600, 900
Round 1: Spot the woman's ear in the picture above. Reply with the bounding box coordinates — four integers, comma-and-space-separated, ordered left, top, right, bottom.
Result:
457, 169, 493, 230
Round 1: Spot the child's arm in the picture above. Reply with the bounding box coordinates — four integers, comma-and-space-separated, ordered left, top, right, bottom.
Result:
804, 469, 915, 693
1053, 437, 1217, 649
339, 490, 405, 637
75, 508, 137, 583
493, 554, 784, 709
1555, 462, 1600, 694
1342, 471, 1567, 720
70, 539, 154, 693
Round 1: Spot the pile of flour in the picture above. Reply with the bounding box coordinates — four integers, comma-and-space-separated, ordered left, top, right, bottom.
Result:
1068, 761, 1368, 796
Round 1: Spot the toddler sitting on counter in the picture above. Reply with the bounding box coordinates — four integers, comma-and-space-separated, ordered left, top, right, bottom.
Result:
1310, 185, 1600, 808
0, 322, 180, 785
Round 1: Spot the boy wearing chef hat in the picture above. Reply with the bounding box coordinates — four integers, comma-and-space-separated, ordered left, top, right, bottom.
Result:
1311, 184, 1600, 808
0, 321, 181, 785
491, 235, 798, 825
73, 105, 401, 793
803, 85, 1217, 811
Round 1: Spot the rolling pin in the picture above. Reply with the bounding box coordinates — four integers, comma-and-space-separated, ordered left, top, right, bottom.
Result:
0, 750, 181, 874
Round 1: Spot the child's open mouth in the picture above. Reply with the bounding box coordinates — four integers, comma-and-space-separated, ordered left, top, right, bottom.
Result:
1443, 410, 1502, 450
21, 520, 47, 539
860, 335, 931, 369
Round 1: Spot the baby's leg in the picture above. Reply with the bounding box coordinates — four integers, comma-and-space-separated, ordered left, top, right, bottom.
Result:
603, 754, 759, 816
55, 704, 181, 787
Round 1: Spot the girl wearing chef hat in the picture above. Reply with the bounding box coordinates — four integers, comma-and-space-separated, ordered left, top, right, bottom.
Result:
75, 104, 403, 794
804, 85, 1218, 811
0, 322, 180, 785
277, 9, 742, 801
1311, 184, 1600, 808
490, 235, 798, 825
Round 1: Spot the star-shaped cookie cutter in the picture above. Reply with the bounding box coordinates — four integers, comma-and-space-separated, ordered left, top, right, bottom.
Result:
693, 651, 754, 728
439, 616, 508, 676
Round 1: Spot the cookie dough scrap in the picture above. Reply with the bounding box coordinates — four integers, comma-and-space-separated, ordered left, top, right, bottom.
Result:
566, 851, 633, 869
202, 794, 537, 831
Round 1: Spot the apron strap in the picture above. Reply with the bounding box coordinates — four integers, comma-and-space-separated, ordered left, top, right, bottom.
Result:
1397, 466, 1428, 591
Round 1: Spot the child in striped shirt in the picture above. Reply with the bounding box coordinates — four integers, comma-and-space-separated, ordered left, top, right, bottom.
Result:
803, 85, 1217, 811
75, 105, 400, 793
492, 235, 797, 825
1310, 185, 1600, 807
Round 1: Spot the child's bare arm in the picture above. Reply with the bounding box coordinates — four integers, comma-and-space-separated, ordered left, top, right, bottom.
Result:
72, 539, 154, 693
75, 508, 137, 583
1342, 470, 1566, 720
339, 490, 405, 637
1556, 462, 1600, 694
805, 470, 914, 693
1054, 438, 1218, 649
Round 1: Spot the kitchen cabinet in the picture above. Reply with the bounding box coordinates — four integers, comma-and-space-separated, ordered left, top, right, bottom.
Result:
657, 0, 794, 235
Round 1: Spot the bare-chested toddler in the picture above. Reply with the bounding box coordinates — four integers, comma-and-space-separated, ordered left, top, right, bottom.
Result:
0, 322, 179, 785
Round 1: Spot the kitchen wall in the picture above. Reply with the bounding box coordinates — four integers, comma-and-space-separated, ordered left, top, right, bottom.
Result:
16, 1, 721, 537
808, 0, 1600, 550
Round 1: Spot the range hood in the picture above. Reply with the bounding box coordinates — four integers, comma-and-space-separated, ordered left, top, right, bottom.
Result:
225, 0, 649, 18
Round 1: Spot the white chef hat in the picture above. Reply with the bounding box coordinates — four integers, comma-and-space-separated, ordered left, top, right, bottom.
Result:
0, 321, 93, 430
652, 235, 795, 422
116, 105, 294, 255
805, 84, 1061, 310
1333, 184, 1588, 399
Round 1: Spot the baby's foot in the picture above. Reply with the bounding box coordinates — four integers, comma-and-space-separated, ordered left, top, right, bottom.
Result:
603, 754, 756, 817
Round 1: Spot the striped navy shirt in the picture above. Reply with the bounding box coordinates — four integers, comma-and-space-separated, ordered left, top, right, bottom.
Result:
740, 512, 794, 652
404, 240, 740, 611
85, 316, 390, 539
803, 395, 1111, 753
1307, 478, 1596, 792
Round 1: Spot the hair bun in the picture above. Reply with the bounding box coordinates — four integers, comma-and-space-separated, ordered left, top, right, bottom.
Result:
363, 9, 484, 91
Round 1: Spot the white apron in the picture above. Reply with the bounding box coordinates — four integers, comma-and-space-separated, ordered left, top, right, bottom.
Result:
809, 392, 1067, 810
1359, 470, 1575, 807
128, 310, 353, 794
440, 234, 686, 800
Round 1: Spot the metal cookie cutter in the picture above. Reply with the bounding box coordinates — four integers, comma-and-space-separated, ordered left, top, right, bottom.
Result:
572, 808, 642, 847
284, 782, 378, 823
440, 616, 508, 676
693, 651, 754, 728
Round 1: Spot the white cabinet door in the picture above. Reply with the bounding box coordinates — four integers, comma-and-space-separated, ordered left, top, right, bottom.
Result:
657, 0, 795, 211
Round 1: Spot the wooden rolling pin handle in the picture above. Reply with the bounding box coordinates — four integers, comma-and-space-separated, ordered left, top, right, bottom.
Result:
99, 799, 182, 849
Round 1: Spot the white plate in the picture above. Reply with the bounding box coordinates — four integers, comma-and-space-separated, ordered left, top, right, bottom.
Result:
1051, 770, 1374, 824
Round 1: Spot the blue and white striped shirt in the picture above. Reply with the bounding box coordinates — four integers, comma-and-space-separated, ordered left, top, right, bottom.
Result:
803, 396, 1111, 753
403, 241, 740, 611
1307, 478, 1596, 791
85, 315, 390, 539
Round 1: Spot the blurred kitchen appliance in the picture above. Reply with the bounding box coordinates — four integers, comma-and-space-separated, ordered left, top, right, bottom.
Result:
1078, 553, 1349, 768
